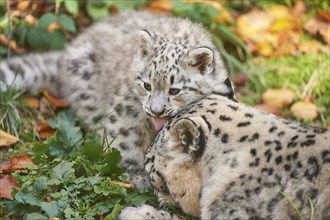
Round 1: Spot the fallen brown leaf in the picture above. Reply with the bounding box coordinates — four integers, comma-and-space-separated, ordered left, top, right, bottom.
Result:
290, 98, 318, 120
262, 88, 295, 108
17, 0, 31, 11
0, 130, 19, 147
111, 180, 132, 189
318, 10, 330, 22
42, 90, 69, 108
0, 155, 35, 173
255, 104, 281, 116
0, 161, 11, 172
304, 15, 330, 45
292, 0, 306, 19
0, 34, 25, 54
48, 23, 62, 32
9, 155, 35, 171
0, 174, 20, 199
37, 120, 56, 139
148, 0, 173, 15
298, 41, 321, 54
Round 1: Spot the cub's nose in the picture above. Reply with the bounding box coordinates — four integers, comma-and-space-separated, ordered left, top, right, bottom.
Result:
151, 108, 165, 117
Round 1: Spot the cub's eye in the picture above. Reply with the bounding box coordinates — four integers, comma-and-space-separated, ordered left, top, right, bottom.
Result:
144, 82, 151, 91
169, 88, 181, 95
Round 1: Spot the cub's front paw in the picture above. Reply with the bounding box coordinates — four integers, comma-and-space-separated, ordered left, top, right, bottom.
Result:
118, 205, 178, 220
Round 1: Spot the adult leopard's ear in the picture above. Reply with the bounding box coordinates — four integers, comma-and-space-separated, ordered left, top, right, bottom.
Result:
186, 47, 214, 75
170, 118, 206, 159
139, 30, 153, 58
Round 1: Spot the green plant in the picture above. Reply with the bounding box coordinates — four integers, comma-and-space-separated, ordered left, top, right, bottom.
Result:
0, 86, 36, 139
2, 111, 157, 219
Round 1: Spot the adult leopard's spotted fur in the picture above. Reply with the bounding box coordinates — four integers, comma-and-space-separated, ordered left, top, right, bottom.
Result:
0, 12, 235, 188
119, 94, 330, 219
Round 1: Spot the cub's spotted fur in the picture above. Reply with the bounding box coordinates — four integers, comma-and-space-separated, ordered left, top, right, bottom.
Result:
119, 94, 330, 219
0, 12, 235, 187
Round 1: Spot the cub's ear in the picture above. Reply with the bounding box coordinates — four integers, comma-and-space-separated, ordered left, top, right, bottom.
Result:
186, 47, 214, 75
139, 30, 153, 58
170, 118, 206, 158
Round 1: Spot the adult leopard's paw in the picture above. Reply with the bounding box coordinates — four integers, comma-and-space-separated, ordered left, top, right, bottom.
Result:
118, 205, 179, 220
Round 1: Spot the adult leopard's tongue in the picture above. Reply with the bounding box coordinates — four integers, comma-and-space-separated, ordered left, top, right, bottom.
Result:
153, 117, 168, 132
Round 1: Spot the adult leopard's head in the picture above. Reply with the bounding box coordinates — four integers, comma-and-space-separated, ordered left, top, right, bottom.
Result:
145, 116, 209, 216
132, 29, 235, 131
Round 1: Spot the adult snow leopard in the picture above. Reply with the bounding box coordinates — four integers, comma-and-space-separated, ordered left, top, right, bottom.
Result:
119, 94, 330, 219
0, 12, 235, 188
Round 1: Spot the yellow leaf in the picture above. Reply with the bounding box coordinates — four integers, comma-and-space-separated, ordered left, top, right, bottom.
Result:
237, 10, 274, 43
0, 130, 19, 147
266, 5, 290, 19
290, 99, 318, 120
22, 96, 40, 109
262, 89, 295, 108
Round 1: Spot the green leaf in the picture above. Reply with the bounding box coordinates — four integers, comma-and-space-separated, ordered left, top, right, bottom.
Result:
104, 203, 123, 220
48, 119, 82, 159
32, 142, 50, 163
38, 13, 57, 28
14, 25, 28, 46
50, 29, 67, 50
89, 0, 109, 7
24, 213, 48, 220
113, 0, 145, 10
15, 191, 40, 206
82, 135, 103, 162
64, 0, 79, 16
86, 0, 111, 20
31, 177, 48, 198
40, 201, 61, 218
27, 27, 51, 50
100, 148, 125, 177
50, 161, 75, 181
58, 14, 76, 32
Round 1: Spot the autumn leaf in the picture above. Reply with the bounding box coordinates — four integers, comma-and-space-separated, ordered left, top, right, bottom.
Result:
10, 155, 35, 171
42, 90, 69, 108
148, 0, 173, 15
0, 34, 26, 54
262, 88, 295, 108
255, 104, 281, 116
1, 155, 35, 173
290, 98, 318, 120
37, 120, 56, 139
304, 14, 330, 45
298, 41, 321, 54
0, 174, 20, 199
236, 4, 304, 57
111, 180, 132, 189
0, 130, 19, 147
22, 96, 40, 109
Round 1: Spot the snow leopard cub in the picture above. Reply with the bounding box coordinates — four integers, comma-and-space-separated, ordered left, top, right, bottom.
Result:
0, 11, 235, 188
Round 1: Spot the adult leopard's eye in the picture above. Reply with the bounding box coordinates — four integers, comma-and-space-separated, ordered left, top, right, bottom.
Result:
169, 88, 180, 95
144, 82, 151, 91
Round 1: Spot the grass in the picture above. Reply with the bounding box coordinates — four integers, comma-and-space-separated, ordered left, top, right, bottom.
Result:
238, 53, 330, 126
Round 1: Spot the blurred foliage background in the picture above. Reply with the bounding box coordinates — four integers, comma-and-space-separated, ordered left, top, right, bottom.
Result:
0, 0, 329, 126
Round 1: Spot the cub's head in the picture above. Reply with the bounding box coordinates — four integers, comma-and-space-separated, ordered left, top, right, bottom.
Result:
145, 116, 209, 216
132, 30, 234, 131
